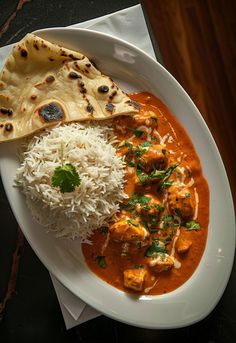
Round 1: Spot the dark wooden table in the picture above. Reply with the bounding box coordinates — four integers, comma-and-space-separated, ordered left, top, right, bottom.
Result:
0, 1, 235, 342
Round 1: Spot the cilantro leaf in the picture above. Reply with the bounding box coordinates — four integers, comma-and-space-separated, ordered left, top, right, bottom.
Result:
161, 214, 174, 223
133, 264, 144, 269
145, 240, 167, 257
141, 141, 152, 147
165, 164, 179, 179
185, 220, 201, 231
127, 160, 135, 167
149, 169, 165, 179
138, 195, 151, 205
135, 145, 147, 158
130, 128, 144, 138
153, 204, 164, 212
127, 219, 139, 227
127, 194, 139, 206
161, 214, 174, 230
125, 142, 133, 152
117, 141, 133, 151
158, 164, 178, 193
150, 115, 158, 123
136, 163, 178, 191
52, 164, 81, 193
162, 237, 172, 243
95, 256, 107, 268
136, 168, 165, 185
136, 169, 149, 185
161, 180, 174, 188
100, 226, 109, 235
125, 194, 151, 211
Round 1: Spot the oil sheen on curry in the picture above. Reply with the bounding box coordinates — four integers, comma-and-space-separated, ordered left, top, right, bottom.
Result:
82, 92, 209, 295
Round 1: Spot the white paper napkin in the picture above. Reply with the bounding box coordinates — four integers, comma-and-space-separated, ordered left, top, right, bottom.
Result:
72, 4, 155, 59
0, 4, 157, 330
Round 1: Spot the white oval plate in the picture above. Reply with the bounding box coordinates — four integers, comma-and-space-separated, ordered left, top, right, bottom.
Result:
0, 28, 235, 329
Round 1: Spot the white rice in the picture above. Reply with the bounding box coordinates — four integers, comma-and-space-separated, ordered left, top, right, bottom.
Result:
15, 122, 127, 241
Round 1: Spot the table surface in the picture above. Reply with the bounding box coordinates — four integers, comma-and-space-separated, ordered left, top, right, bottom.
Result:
0, 1, 235, 342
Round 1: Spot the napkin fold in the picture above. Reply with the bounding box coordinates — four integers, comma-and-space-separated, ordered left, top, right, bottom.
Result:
51, 276, 100, 329
73, 4, 155, 59
0, 4, 157, 330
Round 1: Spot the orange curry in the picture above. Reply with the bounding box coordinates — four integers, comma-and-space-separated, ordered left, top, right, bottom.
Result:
82, 92, 209, 295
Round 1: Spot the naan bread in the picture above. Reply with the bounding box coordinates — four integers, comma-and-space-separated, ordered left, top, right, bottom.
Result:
0, 33, 139, 142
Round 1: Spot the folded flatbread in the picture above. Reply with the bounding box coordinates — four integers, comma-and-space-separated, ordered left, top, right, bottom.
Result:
0, 33, 139, 142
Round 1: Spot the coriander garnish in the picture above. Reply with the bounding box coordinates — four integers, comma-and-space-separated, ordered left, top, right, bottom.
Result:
185, 220, 201, 231
133, 264, 144, 269
141, 141, 152, 147
150, 115, 158, 123
95, 256, 107, 268
130, 128, 144, 138
145, 240, 167, 257
158, 164, 179, 193
52, 143, 81, 193
127, 219, 139, 227
136, 169, 147, 185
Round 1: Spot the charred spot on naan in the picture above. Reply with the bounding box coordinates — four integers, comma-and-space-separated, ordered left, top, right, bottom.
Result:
0, 107, 13, 116
126, 100, 141, 110
34, 75, 55, 89
4, 123, 13, 133
78, 80, 87, 94
68, 72, 81, 79
17, 44, 28, 58
106, 103, 115, 113
36, 101, 65, 123
60, 50, 81, 61
98, 85, 109, 93
86, 104, 94, 115
21, 49, 28, 58
33, 43, 39, 50
109, 91, 117, 101
45, 75, 55, 83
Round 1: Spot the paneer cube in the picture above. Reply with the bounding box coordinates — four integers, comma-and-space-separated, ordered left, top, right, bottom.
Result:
136, 193, 163, 217
123, 268, 147, 291
133, 111, 158, 127
133, 114, 150, 126
168, 184, 194, 219
176, 237, 192, 254
110, 218, 149, 243
137, 144, 168, 173
147, 254, 174, 273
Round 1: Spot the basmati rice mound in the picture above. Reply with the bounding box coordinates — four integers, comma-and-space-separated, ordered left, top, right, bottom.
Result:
15, 122, 127, 241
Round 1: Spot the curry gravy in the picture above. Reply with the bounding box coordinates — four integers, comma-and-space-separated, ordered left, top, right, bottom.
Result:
82, 92, 209, 295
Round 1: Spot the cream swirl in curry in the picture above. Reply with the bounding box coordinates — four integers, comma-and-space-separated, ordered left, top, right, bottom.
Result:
82, 92, 209, 295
